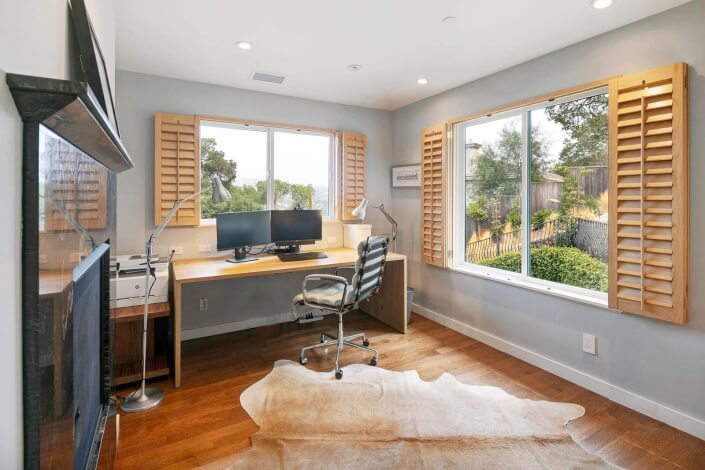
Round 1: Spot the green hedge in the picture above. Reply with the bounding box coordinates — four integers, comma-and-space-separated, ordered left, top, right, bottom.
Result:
477, 246, 607, 292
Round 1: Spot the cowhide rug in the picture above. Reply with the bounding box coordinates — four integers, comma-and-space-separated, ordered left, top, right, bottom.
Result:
231, 360, 619, 469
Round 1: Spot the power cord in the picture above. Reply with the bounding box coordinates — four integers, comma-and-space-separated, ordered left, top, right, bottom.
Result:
247, 243, 272, 256
118, 257, 159, 401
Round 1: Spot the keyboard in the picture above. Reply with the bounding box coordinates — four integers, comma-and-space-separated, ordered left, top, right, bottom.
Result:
278, 252, 328, 262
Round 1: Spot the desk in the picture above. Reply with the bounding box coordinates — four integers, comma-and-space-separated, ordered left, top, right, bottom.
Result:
170, 247, 407, 387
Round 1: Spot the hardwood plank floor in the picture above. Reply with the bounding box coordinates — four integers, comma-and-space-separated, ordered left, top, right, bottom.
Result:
113, 312, 705, 469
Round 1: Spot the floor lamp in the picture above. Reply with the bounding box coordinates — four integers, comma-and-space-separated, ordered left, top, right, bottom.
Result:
351, 198, 398, 252
121, 175, 231, 412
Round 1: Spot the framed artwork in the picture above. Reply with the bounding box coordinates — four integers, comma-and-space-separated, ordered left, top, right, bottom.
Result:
392, 164, 421, 187
69, 0, 119, 135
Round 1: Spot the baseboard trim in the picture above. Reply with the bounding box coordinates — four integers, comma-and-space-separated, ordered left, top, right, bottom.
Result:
412, 302, 705, 441
182, 312, 294, 341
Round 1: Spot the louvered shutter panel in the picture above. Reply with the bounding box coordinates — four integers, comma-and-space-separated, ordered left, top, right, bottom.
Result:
340, 131, 367, 221
421, 124, 447, 267
44, 136, 108, 231
608, 63, 688, 324
154, 113, 201, 226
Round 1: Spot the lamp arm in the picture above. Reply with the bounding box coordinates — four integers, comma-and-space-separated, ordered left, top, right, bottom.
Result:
374, 204, 398, 242
149, 189, 204, 244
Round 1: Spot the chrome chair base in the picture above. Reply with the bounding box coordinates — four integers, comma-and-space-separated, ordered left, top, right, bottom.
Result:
299, 314, 378, 379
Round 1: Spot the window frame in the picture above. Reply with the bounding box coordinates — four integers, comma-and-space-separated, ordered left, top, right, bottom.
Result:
198, 118, 337, 224
451, 86, 609, 305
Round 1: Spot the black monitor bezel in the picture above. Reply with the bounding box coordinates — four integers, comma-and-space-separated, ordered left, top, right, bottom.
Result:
215, 210, 271, 252
270, 209, 323, 246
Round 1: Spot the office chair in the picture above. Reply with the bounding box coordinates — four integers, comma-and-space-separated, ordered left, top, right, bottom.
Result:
292, 235, 390, 379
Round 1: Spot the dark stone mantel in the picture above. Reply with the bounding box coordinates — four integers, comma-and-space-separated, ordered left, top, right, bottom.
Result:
6, 73, 134, 174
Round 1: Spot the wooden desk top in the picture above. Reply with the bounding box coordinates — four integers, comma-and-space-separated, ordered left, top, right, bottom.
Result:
172, 247, 406, 285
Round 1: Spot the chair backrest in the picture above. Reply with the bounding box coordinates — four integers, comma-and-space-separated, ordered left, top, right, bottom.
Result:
350, 235, 390, 304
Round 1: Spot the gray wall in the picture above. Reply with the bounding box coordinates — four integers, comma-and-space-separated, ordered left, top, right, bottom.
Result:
115, 71, 393, 332
391, 1, 705, 423
0, 1, 116, 467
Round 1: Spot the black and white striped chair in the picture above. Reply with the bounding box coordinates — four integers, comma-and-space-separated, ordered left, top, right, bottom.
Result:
293, 235, 390, 379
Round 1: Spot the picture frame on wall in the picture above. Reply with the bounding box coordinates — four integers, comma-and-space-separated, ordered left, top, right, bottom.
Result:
69, 0, 120, 135
391, 164, 421, 187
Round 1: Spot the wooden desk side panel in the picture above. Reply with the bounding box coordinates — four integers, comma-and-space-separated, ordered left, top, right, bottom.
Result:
360, 258, 407, 334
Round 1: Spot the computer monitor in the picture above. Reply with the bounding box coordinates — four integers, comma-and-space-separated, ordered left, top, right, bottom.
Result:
215, 210, 271, 263
270, 210, 322, 252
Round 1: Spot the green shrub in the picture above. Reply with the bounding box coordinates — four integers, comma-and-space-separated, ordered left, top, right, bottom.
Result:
467, 196, 489, 223
477, 246, 607, 292
531, 208, 551, 228
507, 200, 521, 228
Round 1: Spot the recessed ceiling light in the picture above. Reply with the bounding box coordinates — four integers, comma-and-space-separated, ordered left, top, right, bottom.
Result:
590, 0, 613, 9
442, 16, 457, 23
417, 78, 428, 85
237, 41, 252, 50
347, 64, 362, 72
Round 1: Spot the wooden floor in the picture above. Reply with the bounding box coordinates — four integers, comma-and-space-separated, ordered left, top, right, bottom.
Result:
113, 312, 705, 469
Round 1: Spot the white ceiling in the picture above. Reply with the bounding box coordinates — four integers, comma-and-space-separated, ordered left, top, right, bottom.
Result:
116, 0, 691, 111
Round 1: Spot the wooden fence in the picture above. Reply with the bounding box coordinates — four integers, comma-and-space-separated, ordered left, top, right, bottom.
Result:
466, 217, 608, 263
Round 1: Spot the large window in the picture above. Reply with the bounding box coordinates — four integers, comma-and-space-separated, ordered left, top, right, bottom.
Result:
200, 121, 335, 221
455, 89, 609, 299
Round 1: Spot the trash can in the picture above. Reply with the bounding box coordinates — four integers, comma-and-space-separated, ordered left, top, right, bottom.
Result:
407, 287, 415, 324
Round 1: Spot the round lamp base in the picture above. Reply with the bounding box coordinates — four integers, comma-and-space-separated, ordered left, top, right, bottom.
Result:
120, 387, 165, 413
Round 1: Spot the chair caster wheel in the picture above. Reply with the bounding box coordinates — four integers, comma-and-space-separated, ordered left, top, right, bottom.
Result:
335, 370, 343, 380
370, 357, 378, 367
363, 339, 370, 347
299, 357, 308, 365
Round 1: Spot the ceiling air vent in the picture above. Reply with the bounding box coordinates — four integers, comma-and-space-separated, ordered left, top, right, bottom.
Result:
250, 71, 286, 84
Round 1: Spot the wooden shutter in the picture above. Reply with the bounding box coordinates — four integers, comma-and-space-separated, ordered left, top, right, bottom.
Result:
421, 124, 447, 267
154, 113, 201, 226
608, 63, 688, 324
44, 137, 108, 231
340, 131, 366, 221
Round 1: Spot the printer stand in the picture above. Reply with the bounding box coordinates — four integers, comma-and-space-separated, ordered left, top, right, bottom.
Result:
111, 302, 171, 386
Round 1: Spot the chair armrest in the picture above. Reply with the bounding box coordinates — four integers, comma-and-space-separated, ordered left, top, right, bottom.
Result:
302, 274, 349, 311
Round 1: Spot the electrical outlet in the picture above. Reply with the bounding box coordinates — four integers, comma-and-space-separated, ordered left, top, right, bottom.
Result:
198, 244, 212, 253
582, 333, 597, 355
169, 246, 184, 255
327, 236, 337, 245
70, 252, 82, 263
199, 298, 208, 311
39, 254, 48, 264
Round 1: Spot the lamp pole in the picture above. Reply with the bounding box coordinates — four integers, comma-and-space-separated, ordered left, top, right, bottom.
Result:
121, 176, 230, 412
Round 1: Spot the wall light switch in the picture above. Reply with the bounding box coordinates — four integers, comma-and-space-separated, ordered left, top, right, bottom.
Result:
582, 333, 597, 355
169, 246, 184, 255
39, 254, 48, 265
198, 244, 212, 253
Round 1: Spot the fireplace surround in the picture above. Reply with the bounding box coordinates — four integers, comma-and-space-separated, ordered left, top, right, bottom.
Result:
7, 74, 133, 469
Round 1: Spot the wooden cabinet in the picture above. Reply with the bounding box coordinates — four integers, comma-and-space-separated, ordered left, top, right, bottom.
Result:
111, 302, 171, 386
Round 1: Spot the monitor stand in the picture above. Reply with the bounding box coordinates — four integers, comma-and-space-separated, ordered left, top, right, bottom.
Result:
226, 247, 258, 264
268, 244, 301, 254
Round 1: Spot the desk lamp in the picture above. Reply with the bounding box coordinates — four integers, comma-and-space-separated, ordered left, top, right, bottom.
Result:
351, 198, 398, 252
121, 175, 231, 413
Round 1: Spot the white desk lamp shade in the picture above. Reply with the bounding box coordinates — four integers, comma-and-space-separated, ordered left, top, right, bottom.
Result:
351, 198, 369, 220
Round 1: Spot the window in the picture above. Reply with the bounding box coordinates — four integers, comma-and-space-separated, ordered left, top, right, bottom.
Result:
199, 120, 335, 222
454, 89, 609, 299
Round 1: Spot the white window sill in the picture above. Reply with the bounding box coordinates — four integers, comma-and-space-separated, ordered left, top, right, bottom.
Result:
448, 264, 611, 311
197, 217, 341, 228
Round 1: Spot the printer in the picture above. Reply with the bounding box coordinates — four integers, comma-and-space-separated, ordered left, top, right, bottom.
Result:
110, 254, 170, 308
